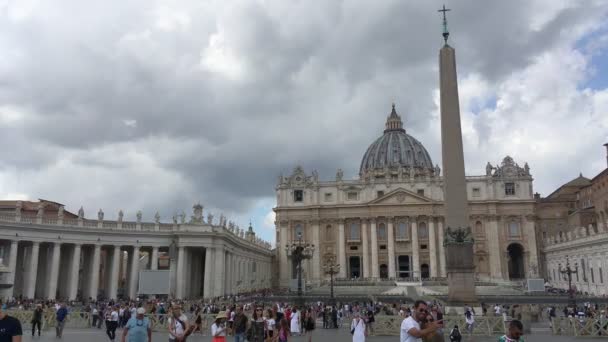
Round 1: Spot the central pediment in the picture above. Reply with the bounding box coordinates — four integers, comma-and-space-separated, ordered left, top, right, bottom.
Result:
368, 188, 432, 205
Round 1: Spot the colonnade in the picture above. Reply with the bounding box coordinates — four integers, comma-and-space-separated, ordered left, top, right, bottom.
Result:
0, 239, 272, 301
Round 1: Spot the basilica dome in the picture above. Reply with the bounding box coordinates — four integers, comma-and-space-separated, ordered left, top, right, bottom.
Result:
359, 104, 434, 176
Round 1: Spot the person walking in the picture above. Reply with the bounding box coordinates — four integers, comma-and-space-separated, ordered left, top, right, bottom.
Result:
92, 305, 100, 329
121, 308, 151, 342
211, 311, 227, 342
464, 309, 475, 335
304, 309, 315, 342
278, 318, 290, 342
106, 305, 119, 342
350, 312, 366, 342
167, 305, 189, 342
55, 303, 69, 339
264, 309, 276, 342
31, 304, 43, 337
289, 308, 300, 336
232, 306, 248, 342
248, 306, 266, 342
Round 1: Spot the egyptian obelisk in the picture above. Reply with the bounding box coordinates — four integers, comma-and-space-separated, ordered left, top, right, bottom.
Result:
438, 5, 477, 304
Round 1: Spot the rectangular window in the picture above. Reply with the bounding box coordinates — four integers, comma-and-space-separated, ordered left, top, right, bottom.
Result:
396, 222, 409, 240
600, 268, 604, 283
420, 244, 428, 250
349, 246, 358, 251
591, 268, 595, 283
379, 245, 387, 250
417, 189, 425, 196
505, 182, 515, 195
294, 190, 303, 202
472, 188, 480, 197
377, 191, 384, 198
347, 192, 358, 200
508, 221, 520, 237
324, 193, 332, 202
349, 223, 360, 241
553, 269, 556, 281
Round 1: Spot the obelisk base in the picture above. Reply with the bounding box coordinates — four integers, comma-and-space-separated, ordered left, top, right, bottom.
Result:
447, 269, 477, 304
445, 242, 477, 305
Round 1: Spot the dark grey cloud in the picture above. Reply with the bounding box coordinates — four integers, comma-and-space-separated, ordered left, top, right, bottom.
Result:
0, 0, 607, 234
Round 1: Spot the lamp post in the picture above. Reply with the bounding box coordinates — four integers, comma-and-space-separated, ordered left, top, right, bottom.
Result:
559, 256, 578, 307
323, 254, 340, 306
285, 231, 315, 307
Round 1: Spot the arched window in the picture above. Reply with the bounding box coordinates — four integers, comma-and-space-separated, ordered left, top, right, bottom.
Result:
397, 221, 408, 239
508, 221, 520, 237
326, 225, 332, 240
418, 222, 428, 239
295, 224, 304, 240
350, 222, 360, 240
378, 223, 387, 241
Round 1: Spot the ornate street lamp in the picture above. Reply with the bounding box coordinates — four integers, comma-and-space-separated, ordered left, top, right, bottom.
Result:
559, 255, 578, 307
323, 254, 340, 306
285, 231, 315, 307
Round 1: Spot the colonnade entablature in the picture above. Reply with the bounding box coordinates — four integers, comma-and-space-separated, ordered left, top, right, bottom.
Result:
0, 201, 272, 250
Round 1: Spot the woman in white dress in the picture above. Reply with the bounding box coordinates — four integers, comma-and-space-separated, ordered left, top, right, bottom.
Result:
290, 308, 301, 335
350, 312, 366, 342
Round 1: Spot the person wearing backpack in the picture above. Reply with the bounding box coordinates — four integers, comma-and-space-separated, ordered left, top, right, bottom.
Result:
449, 325, 462, 342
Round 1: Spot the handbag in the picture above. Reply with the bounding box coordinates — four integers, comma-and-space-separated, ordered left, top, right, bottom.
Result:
350, 319, 358, 335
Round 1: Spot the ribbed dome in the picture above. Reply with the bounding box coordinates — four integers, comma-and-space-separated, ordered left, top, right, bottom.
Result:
359, 104, 434, 175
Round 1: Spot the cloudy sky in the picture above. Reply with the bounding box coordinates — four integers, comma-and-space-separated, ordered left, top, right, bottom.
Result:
1, 0, 607, 245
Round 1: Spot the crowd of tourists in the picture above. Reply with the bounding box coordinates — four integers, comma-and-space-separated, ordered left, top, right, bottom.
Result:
19, 291, 608, 342
0, 296, 534, 342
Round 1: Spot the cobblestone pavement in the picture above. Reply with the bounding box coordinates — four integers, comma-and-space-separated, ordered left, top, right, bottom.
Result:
20, 328, 607, 342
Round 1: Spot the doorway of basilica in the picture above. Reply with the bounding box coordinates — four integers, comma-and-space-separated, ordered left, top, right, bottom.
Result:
507, 243, 525, 279
349, 256, 361, 278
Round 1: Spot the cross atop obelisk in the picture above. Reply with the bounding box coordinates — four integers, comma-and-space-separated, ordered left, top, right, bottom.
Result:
438, 5, 451, 44
437, 6, 477, 305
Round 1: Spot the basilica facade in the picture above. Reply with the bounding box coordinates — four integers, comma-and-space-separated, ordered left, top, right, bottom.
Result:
274, 105, 539, 288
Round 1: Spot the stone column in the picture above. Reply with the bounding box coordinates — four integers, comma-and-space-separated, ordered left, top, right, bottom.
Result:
387, 218, 396, 279
370, 219, 379, 279
47, 242, 61, 300
68, 244, 81, 300
25, 242, 40, 299
337, 220, 346, 278
203, 248, 214, 298
278, 223, 289, 286
525, 215, 539, 277
411, 220, 420, 279
150, 247, 159, 270
311, 220, 321, 284
176, 246, 185, 298
128, 246, 139, 299
108, 246, 120, 299
214, 247, 225, 297
438, 219, 446, 277
90, 244, 101, 300
6, 241, 18, 298
361, 219, 370, 278
487, 216, 502, 280
429, 218, 438, 278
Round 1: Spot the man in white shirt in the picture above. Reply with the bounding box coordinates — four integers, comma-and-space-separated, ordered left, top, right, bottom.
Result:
494, 304, 502, 316
400, 300, 441, 342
